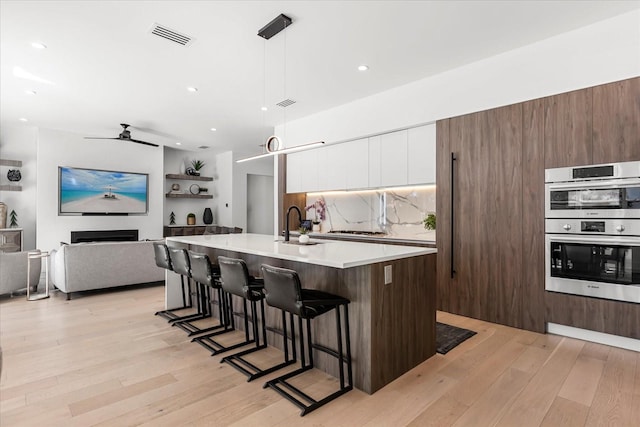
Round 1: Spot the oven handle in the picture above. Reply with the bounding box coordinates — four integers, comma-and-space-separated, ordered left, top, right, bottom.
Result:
546, 234, 640, 245
547, 177, 640, 191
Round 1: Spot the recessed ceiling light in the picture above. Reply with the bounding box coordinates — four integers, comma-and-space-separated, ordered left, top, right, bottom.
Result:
175, 142, 182, 145
261, 106, 268, 111
19, 117, 28, 122
210, 128, 217, 132
186, 87, 198, 92
357, 65, 369, 71
31, 42, 47, 49
25, 90, 37, 95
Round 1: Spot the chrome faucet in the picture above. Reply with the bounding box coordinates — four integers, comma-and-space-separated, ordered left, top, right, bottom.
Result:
284, 205, 302, 242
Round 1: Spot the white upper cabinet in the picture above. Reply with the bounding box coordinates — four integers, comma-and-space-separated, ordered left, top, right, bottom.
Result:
380, 130, 408, 187
368, 135, 381, 188
287, 125, 436, 193
345, 138, 369, 189
407, 124, 436, 184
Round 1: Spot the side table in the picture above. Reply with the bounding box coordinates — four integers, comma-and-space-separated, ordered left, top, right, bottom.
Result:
27, 250, 49, 301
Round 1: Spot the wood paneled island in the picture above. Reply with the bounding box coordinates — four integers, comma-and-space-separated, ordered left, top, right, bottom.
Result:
165, 233, 437, 394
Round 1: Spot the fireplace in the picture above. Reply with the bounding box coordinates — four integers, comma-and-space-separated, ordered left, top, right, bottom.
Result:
71, 229, 139, 243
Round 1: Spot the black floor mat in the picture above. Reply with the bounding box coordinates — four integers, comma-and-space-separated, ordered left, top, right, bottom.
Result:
436, 322, 477, 354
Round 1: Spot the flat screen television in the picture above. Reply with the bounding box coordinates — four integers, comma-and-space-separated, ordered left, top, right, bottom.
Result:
58, 166, 149, 215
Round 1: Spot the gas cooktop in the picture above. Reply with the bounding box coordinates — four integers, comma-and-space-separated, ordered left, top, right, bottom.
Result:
328, 230, 388, 236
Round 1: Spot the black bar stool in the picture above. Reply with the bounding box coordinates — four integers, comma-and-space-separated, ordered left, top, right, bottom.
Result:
192, 257, 264, 356
218, 256, 297, 381
166, 248, 210, 330
175, 251, 228, 336
153, 243, 194, 322
260, 264, 353, 417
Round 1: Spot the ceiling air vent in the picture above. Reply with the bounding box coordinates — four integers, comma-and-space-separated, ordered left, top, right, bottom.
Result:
276, 99, 296, 108
149, 23, 194, 46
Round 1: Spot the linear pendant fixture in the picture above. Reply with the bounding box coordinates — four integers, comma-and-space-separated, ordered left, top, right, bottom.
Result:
236, 141, 325, 163
257, 14, 292, 39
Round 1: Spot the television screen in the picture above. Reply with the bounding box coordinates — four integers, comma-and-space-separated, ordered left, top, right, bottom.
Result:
59, 166, 149, 215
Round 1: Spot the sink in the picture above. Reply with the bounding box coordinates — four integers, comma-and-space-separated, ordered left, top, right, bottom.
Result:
279, 241, 321, 246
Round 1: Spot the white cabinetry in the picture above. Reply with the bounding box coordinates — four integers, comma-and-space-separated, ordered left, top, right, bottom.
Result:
380, 130, 408, 187
286, 124, 436, 193
407, 124, 436, 184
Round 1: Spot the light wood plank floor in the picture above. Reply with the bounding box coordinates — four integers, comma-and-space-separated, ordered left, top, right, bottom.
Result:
1, 285, 638, 426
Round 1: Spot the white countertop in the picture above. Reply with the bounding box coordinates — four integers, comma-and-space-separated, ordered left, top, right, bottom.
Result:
166, 233, 437, 269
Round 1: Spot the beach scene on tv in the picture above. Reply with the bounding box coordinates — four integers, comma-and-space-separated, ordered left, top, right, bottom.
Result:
59, 167, 148, 214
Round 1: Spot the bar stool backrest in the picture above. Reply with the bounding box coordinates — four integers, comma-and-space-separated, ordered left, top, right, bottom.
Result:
169, 248, 191, 277
153, 243, 173, 271
218, 256, 251, 298
261, 264, 303, 316
189, 251, 215, 286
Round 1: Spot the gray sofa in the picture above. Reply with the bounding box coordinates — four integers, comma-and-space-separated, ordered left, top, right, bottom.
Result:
50, 240, 164, 299
0, 250, 41, 296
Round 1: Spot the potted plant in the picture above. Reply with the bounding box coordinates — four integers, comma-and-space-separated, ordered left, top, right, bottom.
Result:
298, 227, 310, 244
187, 212, 196, 225
190, 160, 205, 176
305, 198, 327, 232
423, 213, 436, 230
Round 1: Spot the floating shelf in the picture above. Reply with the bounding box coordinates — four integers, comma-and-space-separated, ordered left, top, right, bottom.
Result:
165, 193, 213, 199
0, 185, 22, 191
165, 174, 213, 182
0, 159, 23, 167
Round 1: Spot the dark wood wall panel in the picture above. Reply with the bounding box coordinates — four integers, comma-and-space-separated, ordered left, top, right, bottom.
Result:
546, 292, 640, 339
544, 88, 593, 168
592, 77, 640, 163
521, 99, 546, 333
488, 104, 523, 328
435, 119, 451, 312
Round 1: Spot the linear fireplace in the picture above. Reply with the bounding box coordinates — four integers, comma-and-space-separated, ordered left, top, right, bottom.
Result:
71, 229, 139, 243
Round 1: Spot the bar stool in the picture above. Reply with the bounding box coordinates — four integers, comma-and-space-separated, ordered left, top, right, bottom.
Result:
183, 251, 228, 336
260, 264, 353, 416
166, 248, 211, 330
218, 256, 296, 381
153, 243, 193, 322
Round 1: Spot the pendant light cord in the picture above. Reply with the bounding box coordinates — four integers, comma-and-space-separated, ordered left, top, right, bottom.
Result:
283, 20, 287, 144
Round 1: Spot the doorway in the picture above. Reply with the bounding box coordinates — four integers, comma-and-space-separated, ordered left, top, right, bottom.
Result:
247, 174, 274, 234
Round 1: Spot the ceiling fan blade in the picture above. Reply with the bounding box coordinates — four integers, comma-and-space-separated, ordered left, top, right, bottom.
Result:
84, 137, 119, 140
129, 138, 159, 147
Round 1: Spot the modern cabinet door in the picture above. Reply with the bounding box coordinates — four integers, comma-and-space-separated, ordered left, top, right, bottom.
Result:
299, 149, 319, 192
592, 77, 640, 163
323, 144, 347, 190
0, 228, 23, 252
380, 130, 408, 187
368, 135, 382, 188
286, 151, 303, 193
544, 88, 593, 168
438, 104, 524, 329
345, 138, 369, 189
407, 124, 436, 184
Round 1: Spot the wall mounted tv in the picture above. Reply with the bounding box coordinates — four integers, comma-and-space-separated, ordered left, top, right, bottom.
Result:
58, 166, 149, 215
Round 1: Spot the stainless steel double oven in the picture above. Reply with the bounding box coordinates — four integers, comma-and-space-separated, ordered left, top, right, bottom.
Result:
545, 161, 640, 304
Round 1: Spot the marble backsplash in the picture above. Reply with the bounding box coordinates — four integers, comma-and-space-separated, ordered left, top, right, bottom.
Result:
306, 186, 436, 241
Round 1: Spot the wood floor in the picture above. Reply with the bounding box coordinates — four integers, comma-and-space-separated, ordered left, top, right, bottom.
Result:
1, 284, 638, 426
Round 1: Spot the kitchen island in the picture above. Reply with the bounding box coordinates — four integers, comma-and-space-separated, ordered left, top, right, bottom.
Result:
165, 233, 437, 394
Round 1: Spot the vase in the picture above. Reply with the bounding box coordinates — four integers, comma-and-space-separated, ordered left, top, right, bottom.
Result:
187, 216, 196, 225
299, 234, 310, 244
312, 223, 321, 232
203, 208, 213, 225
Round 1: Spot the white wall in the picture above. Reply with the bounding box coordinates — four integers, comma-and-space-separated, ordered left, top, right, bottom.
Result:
0, 124, 38, 249
275, 10, 640, 148
36, 128, 164, 251
215, 151, 234, 226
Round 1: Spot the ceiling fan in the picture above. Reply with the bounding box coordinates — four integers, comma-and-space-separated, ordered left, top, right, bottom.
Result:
84, 123, 159, 147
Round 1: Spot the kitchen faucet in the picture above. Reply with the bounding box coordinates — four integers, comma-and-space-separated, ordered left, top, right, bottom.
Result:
284, 205, 302, 242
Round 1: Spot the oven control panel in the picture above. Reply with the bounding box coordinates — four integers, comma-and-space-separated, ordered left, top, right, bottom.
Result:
546, 218, 640, 236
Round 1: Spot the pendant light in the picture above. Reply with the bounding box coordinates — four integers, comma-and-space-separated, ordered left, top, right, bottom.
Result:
237, 14, 324, 163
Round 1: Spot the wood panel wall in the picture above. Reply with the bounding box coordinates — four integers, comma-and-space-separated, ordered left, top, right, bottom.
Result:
437, 76, 640, 338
